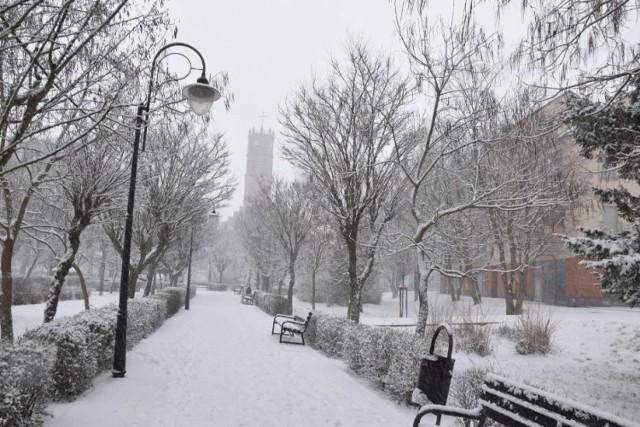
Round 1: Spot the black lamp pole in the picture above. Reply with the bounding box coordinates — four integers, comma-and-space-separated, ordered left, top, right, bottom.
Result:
185, 227, 194, 310
112, 42, 219, 378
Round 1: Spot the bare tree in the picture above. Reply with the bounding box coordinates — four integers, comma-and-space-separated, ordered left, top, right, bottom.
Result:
281, 42, 412, 322
499, 0, 640, 96
102, 120, 235, 297
243, 179, 313, 313
394, 2, 508, 335
0, 0, 169, 343
43, 140, 127, 322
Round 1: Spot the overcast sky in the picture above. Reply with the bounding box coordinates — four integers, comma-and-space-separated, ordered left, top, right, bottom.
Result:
167, 0, 407, 219
166, 1, 639, 220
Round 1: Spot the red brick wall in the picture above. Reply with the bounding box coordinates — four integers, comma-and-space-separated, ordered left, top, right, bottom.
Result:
482, 267, 534, 299
564, 257, 603, 300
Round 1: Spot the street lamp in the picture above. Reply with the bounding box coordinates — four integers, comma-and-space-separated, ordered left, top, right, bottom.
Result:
185, 209, 220, 309
112, 42, 221, 378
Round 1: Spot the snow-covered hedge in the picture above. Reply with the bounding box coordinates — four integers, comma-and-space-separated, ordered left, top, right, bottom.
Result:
3, 287, 191, 426
154, 287, 187, 318
253, 291, 289, 315
306, 313, 429, 403
0, 340, 55, 426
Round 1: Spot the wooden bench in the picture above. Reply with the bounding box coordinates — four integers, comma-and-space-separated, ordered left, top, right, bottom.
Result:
233, 286, 243, 295
413, 373, 638, 427
241, 292, 254, 305
271, 311, 312, 345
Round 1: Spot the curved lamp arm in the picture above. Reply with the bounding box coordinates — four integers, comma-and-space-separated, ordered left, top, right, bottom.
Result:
140, 42, 217, 149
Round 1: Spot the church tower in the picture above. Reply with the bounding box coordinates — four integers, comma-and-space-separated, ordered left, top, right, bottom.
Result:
244, 127, 274, 203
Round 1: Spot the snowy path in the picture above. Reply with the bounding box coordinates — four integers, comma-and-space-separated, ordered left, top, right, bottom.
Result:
46, 290, 416, 427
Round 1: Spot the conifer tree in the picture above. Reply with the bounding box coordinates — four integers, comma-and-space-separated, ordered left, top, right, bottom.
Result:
563, 78, 640, 306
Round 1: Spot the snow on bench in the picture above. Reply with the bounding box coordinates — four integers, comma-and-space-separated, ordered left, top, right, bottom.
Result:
413, 373, 639, 427
271, 311, 312, 345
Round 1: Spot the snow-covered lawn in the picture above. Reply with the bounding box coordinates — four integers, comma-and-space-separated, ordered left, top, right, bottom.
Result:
297, 292, 640, 422
13, 289, 639, 424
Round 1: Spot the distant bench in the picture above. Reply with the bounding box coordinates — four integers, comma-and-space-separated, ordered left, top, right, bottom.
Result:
241, 291, 254, 305
413, 373, 638, 427
271, 312, 312, 345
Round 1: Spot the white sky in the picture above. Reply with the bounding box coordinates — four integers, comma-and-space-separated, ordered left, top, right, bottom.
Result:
167, 0, 405, 219
166, 1, 638, 220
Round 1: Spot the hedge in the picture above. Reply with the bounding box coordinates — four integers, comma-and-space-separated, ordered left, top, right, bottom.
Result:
1, 287, 189, 426
305, 312, 430, 404
253, 291, 289, 315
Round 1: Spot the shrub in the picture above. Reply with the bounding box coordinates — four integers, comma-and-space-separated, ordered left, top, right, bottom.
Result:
496, 322, 516, 339
514, 305, 557, 355
12, 276, 90, 305
23, 320, 98, 400
127, 298, 165, 347
0, 340, 54, 426
308, 312, 431, 405
456, 305, 493, 356
208, 284, 227, 292
449, 365, 491, 427
63, 305, 117, 370
311, 314, 356, 358
382, 332, 429, 404
27, 288, 184, 397
156, 287, 186, 317
253, 291, 289, 315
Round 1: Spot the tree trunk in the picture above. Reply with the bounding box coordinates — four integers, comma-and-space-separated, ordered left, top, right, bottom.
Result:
218, 269, 223, 283
44, 226, 83, 323
98, 240, 106, 296
415, 252, 433, 337
286, 259, 295, 314
1, 238, 15, 342
346, 235, 360, 322
110, 273, 117, 293
414, 265, 420, 301
515, 269, 526, 314
129, 267, 141, 298
311, 268, 317, 311
24, 250, 40, 283
143, 260, 158, 297
72, 263, 89, 310
466, 275, 482, 305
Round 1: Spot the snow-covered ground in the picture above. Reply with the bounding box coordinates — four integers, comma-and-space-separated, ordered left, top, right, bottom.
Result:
297, 292, 640, 422
44, 291, 416, 427
12, 289, 640, 425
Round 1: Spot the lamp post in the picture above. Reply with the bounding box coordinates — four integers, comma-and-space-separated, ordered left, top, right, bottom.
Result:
185, 209, 220, 309
112, 42, 221, 378
185, 226, 194, 311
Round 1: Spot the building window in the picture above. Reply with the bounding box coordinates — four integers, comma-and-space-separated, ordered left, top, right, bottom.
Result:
601, 203, 620, 231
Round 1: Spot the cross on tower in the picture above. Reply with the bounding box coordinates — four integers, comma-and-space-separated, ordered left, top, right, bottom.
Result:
258, 111, 268, 130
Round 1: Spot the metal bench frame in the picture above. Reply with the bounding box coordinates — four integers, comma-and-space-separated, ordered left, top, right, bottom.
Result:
413, 373, 638, 427
271, 312, 312, 345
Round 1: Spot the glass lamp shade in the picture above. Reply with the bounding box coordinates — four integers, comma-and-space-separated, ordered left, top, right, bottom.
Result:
182, 82, 221, 116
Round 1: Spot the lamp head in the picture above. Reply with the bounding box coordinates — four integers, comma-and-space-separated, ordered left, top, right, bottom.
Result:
182, 75, 221, 116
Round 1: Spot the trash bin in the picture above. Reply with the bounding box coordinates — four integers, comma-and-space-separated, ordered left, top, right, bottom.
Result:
417, 323, 455, 406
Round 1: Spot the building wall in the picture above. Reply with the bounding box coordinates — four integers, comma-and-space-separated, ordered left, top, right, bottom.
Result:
244, 127, 274, 203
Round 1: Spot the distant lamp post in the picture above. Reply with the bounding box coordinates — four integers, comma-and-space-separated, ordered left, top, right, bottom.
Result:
113, 42, 221, 379
185, 208, 220, 310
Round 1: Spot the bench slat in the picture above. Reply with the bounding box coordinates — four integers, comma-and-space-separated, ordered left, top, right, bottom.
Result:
482, 374, 638, 427
414, 374, 639, 427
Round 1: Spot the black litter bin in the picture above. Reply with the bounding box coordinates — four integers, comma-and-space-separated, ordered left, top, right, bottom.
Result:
416, 324, 455, 425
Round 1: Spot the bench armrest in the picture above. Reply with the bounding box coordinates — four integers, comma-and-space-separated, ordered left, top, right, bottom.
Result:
274, 313, 296, 321
413, 404, 482, 427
